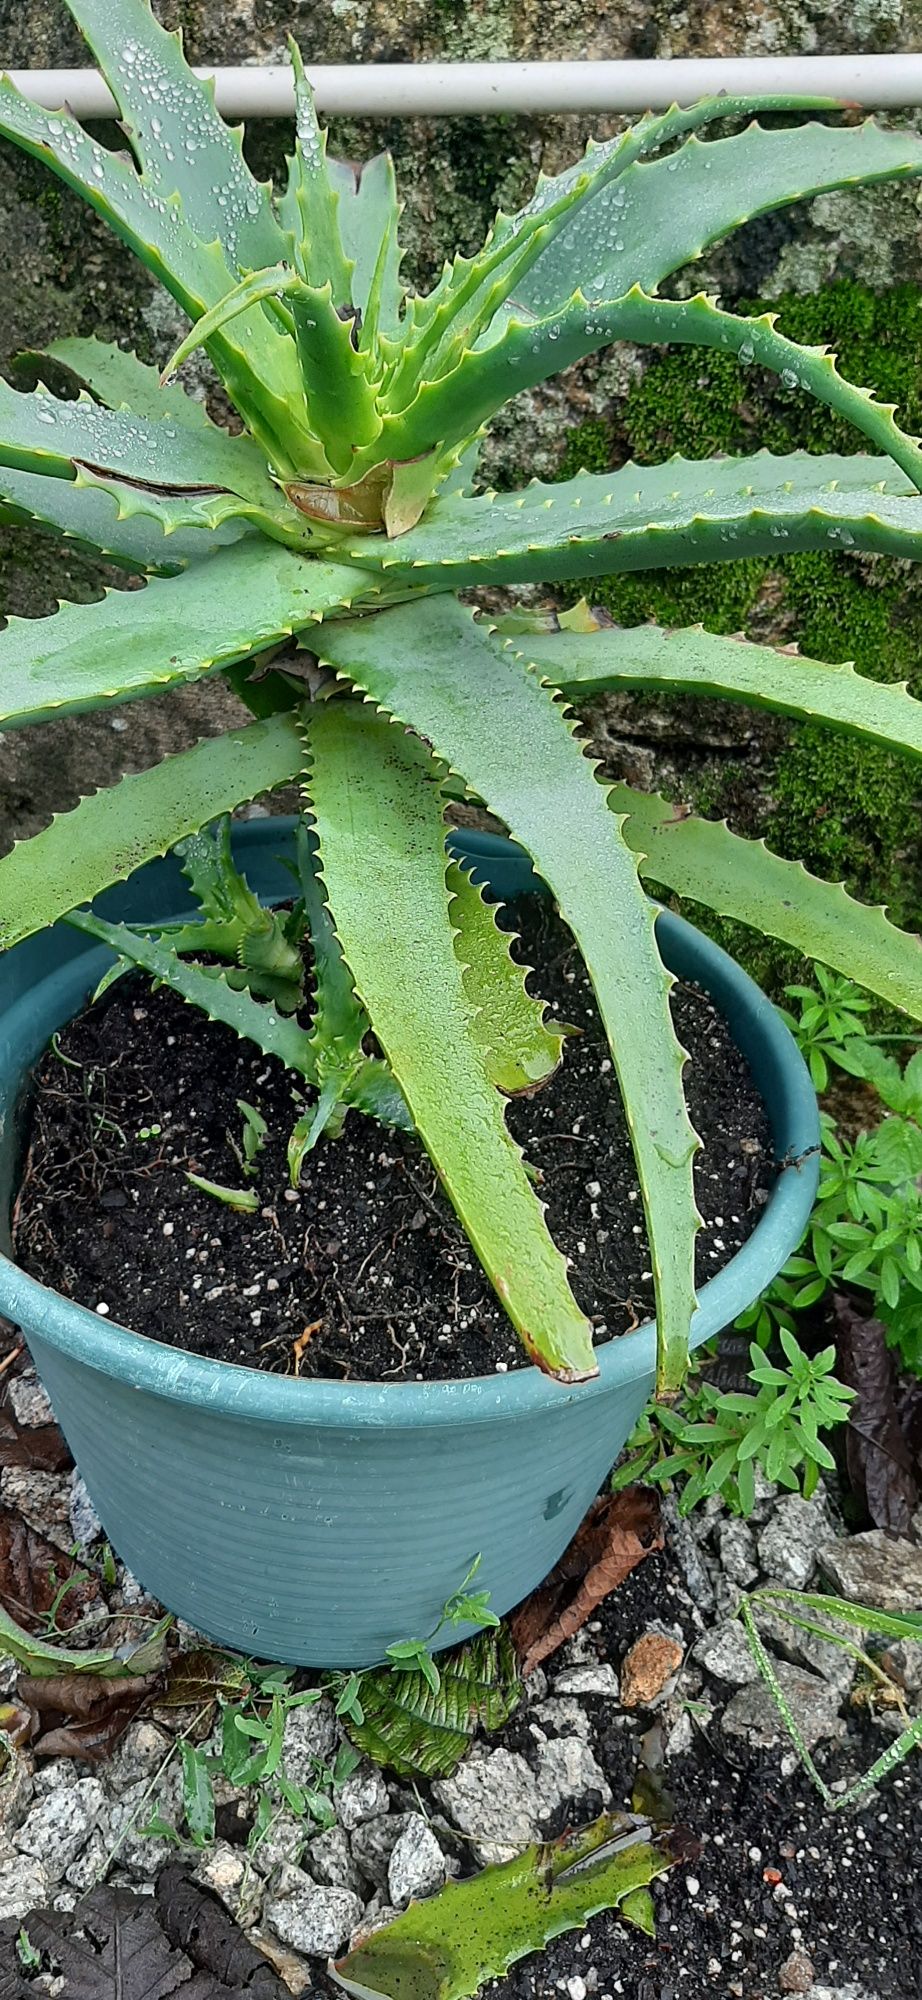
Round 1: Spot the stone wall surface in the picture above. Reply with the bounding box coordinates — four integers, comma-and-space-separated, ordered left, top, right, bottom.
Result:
1, 0, 922, 841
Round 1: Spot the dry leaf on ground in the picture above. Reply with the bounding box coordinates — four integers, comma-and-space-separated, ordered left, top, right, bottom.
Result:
0, 1406, 71, 1474
0, 1870, 288, 1999
18, 1670, 162, 1762
835, 1294, 921, 1535
508, 1487, 663, 1675
0, 1505, 99, 1633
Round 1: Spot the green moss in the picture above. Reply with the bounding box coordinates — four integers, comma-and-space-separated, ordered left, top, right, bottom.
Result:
551, 280, 922, 991
557, 420, 615, 481
623, 348, 748, 463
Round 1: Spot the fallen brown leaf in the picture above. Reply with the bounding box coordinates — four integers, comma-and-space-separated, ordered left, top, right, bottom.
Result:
508, 1486, 663, 1676
17, 1671, 162, 1762
0, 1505, 99, 1633
0, 1406, 71, 1474
834, 1294, 921, 1534
0, 1870, 288, 1998
160, 1646, 253, 1715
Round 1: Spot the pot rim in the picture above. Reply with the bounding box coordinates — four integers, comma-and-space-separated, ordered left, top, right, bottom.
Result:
0, 822, 819, 1427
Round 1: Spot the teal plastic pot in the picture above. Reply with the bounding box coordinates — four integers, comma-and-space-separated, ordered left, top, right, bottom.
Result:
0, 822, 818, 1666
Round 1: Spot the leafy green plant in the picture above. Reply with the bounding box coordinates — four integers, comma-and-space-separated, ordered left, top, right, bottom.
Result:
742, 971, 922, 1374
333, 1627, 521, 1781
5, 4, 922, 1391
324, 1558, 515, 1779
147, 1663, 361, 1855
613, 1328, 854, 1515
780, 966, 874, 1090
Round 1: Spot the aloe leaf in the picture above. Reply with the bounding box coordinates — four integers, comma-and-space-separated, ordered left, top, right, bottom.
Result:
326, 152, 405, 336
68, 462, 291, 549
448, 862, 568, 1093
513, 617, 922, 762
304, 699, 598, 1382
519, 117, 922, 314
286, 40, 354, 303
159, 264, 301, 385
341, 452, 922, 589
166, 816, 304, 1011
315, 601, 699, 1394
0, 81, 318, 477
286, 819, 411, 1170
289, 285, 383, 478
0, 460, 244, 572
0, 1606, 171, 1680
332, 1813, 678, 2000
66, 911, 319, 1081
339, 1629, 520, 1780
370, 288, 922, 491
410, 94, 836, 371
614, 787, 922, 1020
65, 0, 287, 275
0, 713, 305, 952
0, 539, 379, 731
295, 819, 369, 1054
20, 336, 218, 430
0, 376, 280, 505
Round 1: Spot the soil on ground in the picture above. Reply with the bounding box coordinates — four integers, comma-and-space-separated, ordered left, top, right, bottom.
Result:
483, 1550, 922, 2000
15, 900, 774, 1383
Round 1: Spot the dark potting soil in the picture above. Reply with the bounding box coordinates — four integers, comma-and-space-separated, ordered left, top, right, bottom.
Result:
15, 899, 774, 1383
476, 1550, 922, 2000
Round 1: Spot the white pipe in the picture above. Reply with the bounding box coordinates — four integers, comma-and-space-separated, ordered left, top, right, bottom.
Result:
7, 54, 922, 121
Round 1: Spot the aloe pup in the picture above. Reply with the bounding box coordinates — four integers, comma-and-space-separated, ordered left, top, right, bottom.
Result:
3, 0, 922, 1394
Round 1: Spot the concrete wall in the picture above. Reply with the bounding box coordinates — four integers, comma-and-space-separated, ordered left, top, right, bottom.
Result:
1, 0, 922, 842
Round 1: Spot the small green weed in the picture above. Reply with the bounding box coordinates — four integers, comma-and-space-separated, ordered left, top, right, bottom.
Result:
144, 1665, 360, 1857
745, 968, 922, 1377
612, 1327, 853, 1516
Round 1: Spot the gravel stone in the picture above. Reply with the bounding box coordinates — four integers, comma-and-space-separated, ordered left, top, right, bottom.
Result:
0, 1467, 73, 1550
108, 1720, 174, 1792
65, 1829, 108, 1895
32, 1759, 79, 1797
619, 1632, 684, 1708
721, 1661, 845, 1752
532, 1697, 593, 1740
349, 1812, 409, 1891
306, 1824, 366, 1897
0, 1850, 49, 1919
349, 1896, 401, 1948
193, 1841, 247, 1910
757, 1493, 834, 1590
552, 1663, 620, 1699
336, 1761, 391, 1831
695, 1621, 761, 1686
717, 1518, 760, 1588
280, 1696, 338, 1783
661, 1497, 716, 1612
533, 1736, 611, 1817
780, 1949, 817, 1992
881, 1638, 922, 1691
7, 1373, 54, 1428
14, 1776, 106, 1880
69, 1472, 102, 1548
249, 1810, 307, 1879
433, 1748, 543, 1864
819, 1532, 922, 1613
755, 1605, 859, 1696
387, 1813, 447, 1907
264, 1865, 363, 1958
0, 1749, 33, 1832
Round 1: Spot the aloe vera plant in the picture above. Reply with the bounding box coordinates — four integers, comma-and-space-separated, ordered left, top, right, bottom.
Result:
4, 0, 922, 1393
